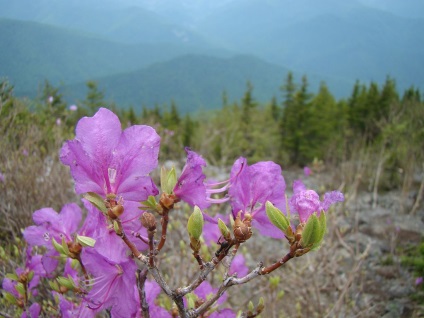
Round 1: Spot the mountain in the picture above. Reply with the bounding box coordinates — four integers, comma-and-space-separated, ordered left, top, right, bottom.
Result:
64, 55, 290, 113
0, 0, 212, 45
0, 18, 230, 96
197, 0, 424, 93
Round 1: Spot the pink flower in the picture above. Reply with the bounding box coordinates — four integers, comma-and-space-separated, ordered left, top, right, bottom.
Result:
304, 166, 312, 177
60, 108, 160, 202
69, 104, 78, 111
228, 158, 286, 238
289, 179, 344, 223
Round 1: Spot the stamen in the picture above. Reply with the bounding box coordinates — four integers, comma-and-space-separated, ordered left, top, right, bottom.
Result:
206, 183, 230, 194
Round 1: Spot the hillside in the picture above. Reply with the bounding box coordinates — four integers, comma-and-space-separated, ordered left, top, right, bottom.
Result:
0, 18, 229, 96
0, 0, 211, 45
197, 0, 424, 92
64, 55, 292, 113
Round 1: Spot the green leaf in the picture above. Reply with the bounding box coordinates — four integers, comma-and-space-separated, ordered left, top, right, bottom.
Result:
27, 271, 34, 283
61, 237, 70, 255
48, 280, 60, 292
5, 273, 19, 281
313, 212, 327, 249
160, 166, 178, 194
76, 235, 96, 248
265, 201, 290, 233
15, 282, 25, 296
3, 292, 17, 304
57, 276, 76, 290
84, 192, 107, 215
301, 214, 321, 247
51, 237, 66, 255
187, 206, 204, 240
140, 195, 158, 212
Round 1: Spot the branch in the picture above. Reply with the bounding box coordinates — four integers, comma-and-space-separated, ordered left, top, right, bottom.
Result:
137, 268, 150, 318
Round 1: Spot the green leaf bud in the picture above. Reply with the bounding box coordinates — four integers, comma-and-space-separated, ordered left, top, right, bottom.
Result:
27, 271, 34, 283
248, 301, 254, 311
113, 220, 121, 235
57, 276, 76, 290
161, 166, 178, 194
15, 282, 25, 296
257, 297, 265, 313
51, 238, 66, 255
76, 235, 96, 248
84, 192, 108, 215
61, 237, 70, 255
218, 218, 231, 240
3, 292, 17, 305
300, 213, 321, 248
187, 206, 204, 240
265, 201, 290, 234
48, 280, 60, 292
5, 273, 19, 281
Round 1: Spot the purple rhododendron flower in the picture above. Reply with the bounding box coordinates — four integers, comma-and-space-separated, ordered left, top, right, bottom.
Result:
21, 303, 41, 318
69, 104, 78, 111
194, 280, 227, 305
60, 107, 160, 202
82, 250, 139, 317
289, 179, 344, 223
0, 172, 5, 183
145, 280, 172, 317
174, 148, 210, 209
23, 203, 82, 272
229, 157, 286, 238
174, 148, 231, 210
304, 166, 312, 177
416, 277, 423, 286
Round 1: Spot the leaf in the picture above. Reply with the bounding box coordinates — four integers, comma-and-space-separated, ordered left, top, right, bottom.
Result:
76, 235, 96, 248
140, 195, 159, 212
301, 213, 320, 247
84, 192, 107, 215
160, 166, 177, 194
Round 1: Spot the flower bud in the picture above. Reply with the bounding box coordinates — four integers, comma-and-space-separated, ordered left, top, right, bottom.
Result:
108, 204, 124, 219
141, 212, 157, 232
233, 212, 252, 243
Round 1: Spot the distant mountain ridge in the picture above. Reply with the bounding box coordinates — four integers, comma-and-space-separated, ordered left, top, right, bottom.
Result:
0, 18, 231, 95
0, 0, 422, 108
64, 54, 291, 113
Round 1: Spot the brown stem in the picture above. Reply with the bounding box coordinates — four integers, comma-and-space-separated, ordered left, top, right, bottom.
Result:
148, 231, 155, 267
156, 210, 169, 251
259, 251, 294, 275
115, 219, 147, 263
177, 240, 236, 297
76, 255, 90, 283
193, 251, 205, 270
132, 231, 149, 245
137, 268, 150, 318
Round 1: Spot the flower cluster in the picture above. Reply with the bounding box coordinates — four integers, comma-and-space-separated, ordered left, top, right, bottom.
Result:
2, 108, 344, 317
